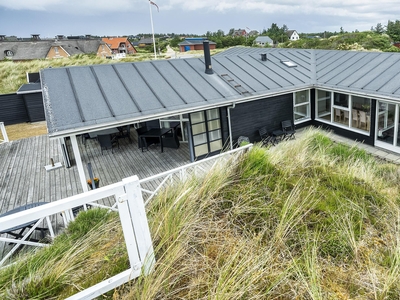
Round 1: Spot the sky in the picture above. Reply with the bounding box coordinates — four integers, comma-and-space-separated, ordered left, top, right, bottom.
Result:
0, 0, 398, 38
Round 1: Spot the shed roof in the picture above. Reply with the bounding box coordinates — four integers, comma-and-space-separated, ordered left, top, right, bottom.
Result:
40, 48, 400, 138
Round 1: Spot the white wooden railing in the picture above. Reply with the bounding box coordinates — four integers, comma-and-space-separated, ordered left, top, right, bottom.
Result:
0, 144, 252, 299
0, 122, 9, 144
140, 144, 253, 205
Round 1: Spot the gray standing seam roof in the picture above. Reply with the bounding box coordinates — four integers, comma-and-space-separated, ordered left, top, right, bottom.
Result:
41, 48, 400, 138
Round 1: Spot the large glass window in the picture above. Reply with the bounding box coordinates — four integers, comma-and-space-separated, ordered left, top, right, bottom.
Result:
333, 93, 349, 127
377, 102, 396, 144
316, 90, 371, 133
293, 90, 310, 122
190, 108, 223, 158
316, 90, 331, 121
351, 96, 371, 132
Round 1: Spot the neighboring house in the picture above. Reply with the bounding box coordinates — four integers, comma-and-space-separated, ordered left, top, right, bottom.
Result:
102, 37, 137, 54
254, 36, 273, 47
178, 38, 216, 52
233, 29, 247, 37
286, 30, 300, 41
39, 44, 400, 188
232, 29, 247, 37
137, 38, 155, 47
0, 36, 112, 60
248, 30, 259, 37
393, 42, 400, 49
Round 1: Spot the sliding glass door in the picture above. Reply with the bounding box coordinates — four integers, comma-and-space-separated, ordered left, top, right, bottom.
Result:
189, 108, 223, 159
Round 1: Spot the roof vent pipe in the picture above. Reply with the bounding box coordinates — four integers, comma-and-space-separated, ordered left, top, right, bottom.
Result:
261, 53, 267, 61
203, 40, 213, 74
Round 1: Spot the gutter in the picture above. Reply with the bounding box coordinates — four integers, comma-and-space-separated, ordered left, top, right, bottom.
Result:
227, 103, 236, 150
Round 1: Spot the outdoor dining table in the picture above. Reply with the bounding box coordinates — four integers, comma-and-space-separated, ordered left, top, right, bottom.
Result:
88, 128, 119, 139
139, 128, 173, 153
272, 129, 286, 141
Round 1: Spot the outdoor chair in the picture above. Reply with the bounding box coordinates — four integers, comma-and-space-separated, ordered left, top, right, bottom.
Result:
352, 109, 359, 127
258, 126, 276, 146
97, 134, 119, 154
81, 133, 96, 147
117, 125, 132, 143
281, 120, 296, 140
163, 125, 180, 149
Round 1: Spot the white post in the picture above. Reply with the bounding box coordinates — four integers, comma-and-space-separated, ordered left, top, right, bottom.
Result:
70, 135, 89, 192
148, 0, 157, 59
0, 122, 9, 143
122, 176, 155, 274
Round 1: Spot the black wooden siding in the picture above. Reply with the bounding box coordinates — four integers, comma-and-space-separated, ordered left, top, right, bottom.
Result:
0, 92, 45, 125
222, 93, 294, 144
23, 93, 45, 122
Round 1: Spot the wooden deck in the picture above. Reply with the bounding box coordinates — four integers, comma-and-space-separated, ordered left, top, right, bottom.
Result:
0, 130, 190, 215
0, 130, 191, 260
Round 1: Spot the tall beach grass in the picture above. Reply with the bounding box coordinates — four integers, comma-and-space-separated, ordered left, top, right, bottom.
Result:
1, 127, 400, 299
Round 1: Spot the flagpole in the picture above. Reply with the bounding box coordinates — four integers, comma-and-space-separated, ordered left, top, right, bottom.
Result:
148, 0, 157, 59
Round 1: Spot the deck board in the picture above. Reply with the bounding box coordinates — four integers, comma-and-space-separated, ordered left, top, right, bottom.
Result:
0, 130, 191, 260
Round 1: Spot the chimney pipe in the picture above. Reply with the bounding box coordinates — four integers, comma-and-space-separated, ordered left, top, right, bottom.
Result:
260, 53, 267, 61
203, 40, 213, 74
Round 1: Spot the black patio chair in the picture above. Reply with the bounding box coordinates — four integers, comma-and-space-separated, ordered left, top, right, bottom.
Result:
97, 134, 119, 154
281, 120, 296, 140
117, 125, 132, 143
258, 126, 276, 146
163, 125, 180, 149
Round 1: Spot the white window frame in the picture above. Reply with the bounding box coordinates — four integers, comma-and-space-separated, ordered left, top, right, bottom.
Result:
293, 90, 311, 124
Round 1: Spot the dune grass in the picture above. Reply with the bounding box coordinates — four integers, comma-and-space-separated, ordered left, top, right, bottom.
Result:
1, 127, 400, 299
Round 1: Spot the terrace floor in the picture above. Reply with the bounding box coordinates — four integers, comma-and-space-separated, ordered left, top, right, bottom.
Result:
0, 130, 191, 215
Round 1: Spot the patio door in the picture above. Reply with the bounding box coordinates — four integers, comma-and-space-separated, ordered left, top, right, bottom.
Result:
375, 100, 400, 151
189, 108, 223, 160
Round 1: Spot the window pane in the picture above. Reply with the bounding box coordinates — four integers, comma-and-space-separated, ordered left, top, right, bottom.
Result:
208, 129, 221, 141
333, 108, 349, 127
193, 133, 207, 145
191, 112, 205, 123
351, 96, 371, 131
192, 123, 206, 135
294, 105, 309, 121
377, 101, 395, 144
195, 144, 209, 156
210, 140, 222, 152
317, 90, 331, 120
334, 93, 348, 108
206, 108, 219, 120
295, 90, 308, 105
207, 119, 221, 131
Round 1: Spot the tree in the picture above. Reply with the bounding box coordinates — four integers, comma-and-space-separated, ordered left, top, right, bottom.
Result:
387, 20, 400, 42
373, 23, 385, 34
264, 23, 289, 44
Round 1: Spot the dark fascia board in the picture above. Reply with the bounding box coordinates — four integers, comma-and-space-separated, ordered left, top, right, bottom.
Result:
16, 83, 42, 94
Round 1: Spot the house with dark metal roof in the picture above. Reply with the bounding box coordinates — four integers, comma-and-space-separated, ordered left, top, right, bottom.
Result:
39, 42, 400, 191
178, 38, 216, 52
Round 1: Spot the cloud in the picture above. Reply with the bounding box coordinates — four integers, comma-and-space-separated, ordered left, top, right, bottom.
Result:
0, 0, 398, 17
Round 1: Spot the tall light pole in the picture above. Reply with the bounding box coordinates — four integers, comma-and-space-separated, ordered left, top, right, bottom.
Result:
148, 0, 158, 59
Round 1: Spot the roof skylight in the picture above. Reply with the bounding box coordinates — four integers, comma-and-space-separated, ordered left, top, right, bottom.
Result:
281, 60, 297, 67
